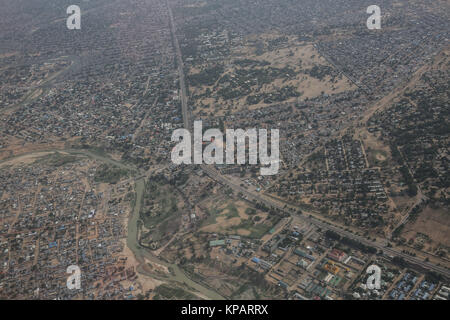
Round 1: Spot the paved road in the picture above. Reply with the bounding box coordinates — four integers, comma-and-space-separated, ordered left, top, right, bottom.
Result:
166, 0, 190, 130
201, 165, 450, 278
165, 0, 450, 281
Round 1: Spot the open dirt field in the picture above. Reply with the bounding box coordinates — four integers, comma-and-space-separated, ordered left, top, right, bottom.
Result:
402, 205, 450, 248
199, 198, 270, 237
190, 33, 355, 116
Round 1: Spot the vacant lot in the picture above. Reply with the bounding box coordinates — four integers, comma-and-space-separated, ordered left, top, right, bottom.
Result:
402, 205, 450, 250
200, 198, 277, 238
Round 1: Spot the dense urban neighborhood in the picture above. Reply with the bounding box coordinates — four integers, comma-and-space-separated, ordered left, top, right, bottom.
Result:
0, 0, 448, 300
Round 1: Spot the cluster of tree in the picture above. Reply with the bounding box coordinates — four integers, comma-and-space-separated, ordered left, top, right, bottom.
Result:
324, 230, 377, 254
392, 224, 404, 239
392, 256, 408, 268
94, 163, 128, 184
188, 65, 224, 86
303, 65, 335, 81
253, 202, 280, 216
390, 143, 417, 197
267, 36, 288, 50
246, 85, 301, 105
233, 58, 270, 68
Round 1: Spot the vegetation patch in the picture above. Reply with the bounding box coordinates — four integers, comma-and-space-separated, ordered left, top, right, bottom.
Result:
94, 163, 129, 184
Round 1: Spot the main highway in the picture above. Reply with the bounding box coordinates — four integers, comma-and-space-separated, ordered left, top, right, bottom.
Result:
201, 165, 450, 278
166, 0, 191, 130
166, 0, 450, 280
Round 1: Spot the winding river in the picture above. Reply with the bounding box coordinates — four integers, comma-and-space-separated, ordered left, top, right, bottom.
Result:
126, 178, 225, 300
1, 148, 224, 299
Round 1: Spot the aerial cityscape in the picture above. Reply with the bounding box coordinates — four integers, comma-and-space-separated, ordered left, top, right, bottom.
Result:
0, 0, 449, 302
